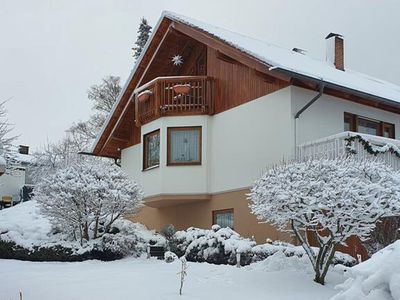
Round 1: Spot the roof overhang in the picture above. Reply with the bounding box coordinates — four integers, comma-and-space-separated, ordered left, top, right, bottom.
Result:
91, 12, 400, 158
277, 68, 400, 113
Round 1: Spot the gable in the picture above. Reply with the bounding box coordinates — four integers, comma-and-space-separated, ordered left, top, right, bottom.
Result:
92, 12, 400, 159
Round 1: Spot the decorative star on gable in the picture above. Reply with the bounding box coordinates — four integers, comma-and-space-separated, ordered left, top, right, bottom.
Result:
171, 54, 184, 66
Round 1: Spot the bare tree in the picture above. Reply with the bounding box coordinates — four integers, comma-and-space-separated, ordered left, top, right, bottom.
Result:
0, 99, 18, 172
31, 76, 121, 182
68, 75, 121, 150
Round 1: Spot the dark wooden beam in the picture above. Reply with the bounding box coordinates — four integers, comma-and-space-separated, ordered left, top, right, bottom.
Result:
170, 21, 290, 82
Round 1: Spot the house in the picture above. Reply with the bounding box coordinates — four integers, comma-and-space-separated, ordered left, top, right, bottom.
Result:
91, 12, 400, 254
0, 145, 34, 208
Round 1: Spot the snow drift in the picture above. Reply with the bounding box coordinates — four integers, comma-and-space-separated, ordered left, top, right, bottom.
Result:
331, 240, 400, 300
0, 201, 165, 260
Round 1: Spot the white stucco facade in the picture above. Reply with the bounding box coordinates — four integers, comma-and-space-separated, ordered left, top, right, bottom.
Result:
121, 115, 210, 197
121, 86, 400, 198
292, 86, 400, 145
0, 170, 25, 202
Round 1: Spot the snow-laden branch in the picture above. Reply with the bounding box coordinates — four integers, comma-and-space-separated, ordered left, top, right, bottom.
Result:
249, 157, 400, 284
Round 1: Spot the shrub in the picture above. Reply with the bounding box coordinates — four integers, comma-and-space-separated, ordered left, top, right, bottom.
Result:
164, 251, 178, 263
170, 226, 356, 267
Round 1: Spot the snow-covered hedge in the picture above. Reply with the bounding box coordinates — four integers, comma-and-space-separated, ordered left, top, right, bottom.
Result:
0, 201, 165, 261
100, 220, 165, 257
171, 225, 256, 265
170, 226, 356, 266
331, 240, 400, 300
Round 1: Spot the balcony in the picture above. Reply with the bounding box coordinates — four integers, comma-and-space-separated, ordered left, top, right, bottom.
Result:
134, 76, 215, 126
296, 131, 400, 170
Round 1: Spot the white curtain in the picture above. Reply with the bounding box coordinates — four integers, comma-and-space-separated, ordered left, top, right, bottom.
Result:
170, 129, 200, 163
215, 212, 234, 229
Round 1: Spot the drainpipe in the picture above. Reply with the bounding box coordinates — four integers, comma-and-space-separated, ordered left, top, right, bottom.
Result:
294, 84, 325, 157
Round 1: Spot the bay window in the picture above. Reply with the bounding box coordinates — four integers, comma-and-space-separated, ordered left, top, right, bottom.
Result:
167, 127, 201, 165
143, 129, 160, 170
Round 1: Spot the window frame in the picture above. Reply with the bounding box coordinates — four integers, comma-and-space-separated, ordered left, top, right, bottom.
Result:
212, 208, 234, 229
344, 112, 395, 139
167, 126, 202, 166
143, 129, 160, 171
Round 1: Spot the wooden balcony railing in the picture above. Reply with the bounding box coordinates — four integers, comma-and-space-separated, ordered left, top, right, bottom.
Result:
296, 131, 400, 170
134, 76, 215, 126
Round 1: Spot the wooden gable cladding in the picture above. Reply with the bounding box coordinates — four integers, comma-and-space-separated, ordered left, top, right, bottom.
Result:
140, 29, 207, 85
207, 47, 289, 113
94, 17, 290, 158
93, 18, 174, 158
93, 14, 400, 159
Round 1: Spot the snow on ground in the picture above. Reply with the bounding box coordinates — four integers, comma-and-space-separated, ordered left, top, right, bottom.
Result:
332, 240, 400, 300
0, 253, 344, 300
0, 201, 53, 249
0, 201, 164, 254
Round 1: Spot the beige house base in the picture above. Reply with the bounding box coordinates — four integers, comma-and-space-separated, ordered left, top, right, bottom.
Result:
128, 188, 294, 244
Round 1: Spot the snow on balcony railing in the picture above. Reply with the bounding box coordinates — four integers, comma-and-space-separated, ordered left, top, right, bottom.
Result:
296, 131, 400, 170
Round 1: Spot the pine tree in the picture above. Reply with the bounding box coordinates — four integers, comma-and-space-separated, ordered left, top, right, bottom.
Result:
133, 17, 152, 59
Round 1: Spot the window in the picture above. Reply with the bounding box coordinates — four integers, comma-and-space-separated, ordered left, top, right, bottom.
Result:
382, 122, 395, 138
344, 112, 355, 132
344, 113, 395, 139
213, 209, 234, 229
167, 127, 201, 165
358, 117, 380, 136
143, 130, 160, 170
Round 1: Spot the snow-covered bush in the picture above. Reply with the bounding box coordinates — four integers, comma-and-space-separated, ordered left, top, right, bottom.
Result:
101, 220, 166, 257
0, 201, 165, 261
164, 251, 178, 263
331, 240, 400, 300
252, 242, 355, 266
249, 157, 400, 285
169, 226, 355, 267
33, 160, 143, 244
160, 224, 176, 249
171, 226, 256, 265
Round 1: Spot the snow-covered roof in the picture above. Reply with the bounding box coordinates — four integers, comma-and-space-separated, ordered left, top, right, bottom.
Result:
91, 11, 400, 154
164, 11, 400, 105
15, 153, 35, 164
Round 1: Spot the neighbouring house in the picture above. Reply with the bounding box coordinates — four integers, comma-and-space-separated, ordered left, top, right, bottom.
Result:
90, 12, 400, 258
0, 145, 34, 208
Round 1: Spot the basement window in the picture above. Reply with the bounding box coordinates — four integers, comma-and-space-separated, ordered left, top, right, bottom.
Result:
167, 127, 201, 165
143, 129, 160, 170
213, 209, 234, 229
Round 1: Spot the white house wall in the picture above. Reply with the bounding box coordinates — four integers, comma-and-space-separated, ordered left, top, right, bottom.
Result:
208, 87, 293, 193
122, 85, 400, 198
291, 86, 400, 145
121, 116, 209, 197
121, 87, 294, 196
0, 170, 25, 200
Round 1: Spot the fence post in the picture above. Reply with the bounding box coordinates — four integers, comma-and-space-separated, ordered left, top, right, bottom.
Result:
147, 244, 151, 259
236, 252, 241, 268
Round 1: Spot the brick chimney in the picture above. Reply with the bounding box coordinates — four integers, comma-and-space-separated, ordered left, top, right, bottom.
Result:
18, 145, 29, 155
326, 33, 344, 71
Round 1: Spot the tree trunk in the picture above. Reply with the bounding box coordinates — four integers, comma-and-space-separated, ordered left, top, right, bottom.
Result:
314, 242, 336, 285
83, 222, 90, 241
93, 217, 99, 239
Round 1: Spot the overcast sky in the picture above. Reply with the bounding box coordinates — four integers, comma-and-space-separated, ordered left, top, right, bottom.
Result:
1, 0, 399, 151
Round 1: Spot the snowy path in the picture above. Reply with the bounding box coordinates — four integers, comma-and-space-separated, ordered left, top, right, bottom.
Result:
0, 258, 343, 300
